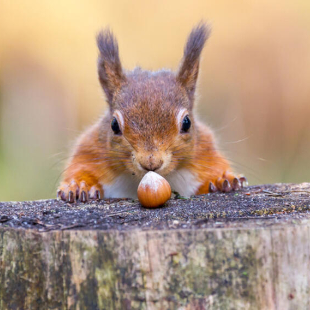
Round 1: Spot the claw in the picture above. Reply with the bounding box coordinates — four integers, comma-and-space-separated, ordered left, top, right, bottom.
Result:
239, 177, 248, 188
232, 178, 241, 190
95, 190, 101, 200
222, 179, 232, 192
209, 182, 217, 193
89, 186, 101, 200
57, 190, 62, 199
57, 190, 66, 201
68, 191, 75, 203
80, 190, 87, 203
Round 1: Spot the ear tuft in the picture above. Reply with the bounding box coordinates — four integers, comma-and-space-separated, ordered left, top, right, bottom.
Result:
177, 22, 211, 103
97, 29, 125, 105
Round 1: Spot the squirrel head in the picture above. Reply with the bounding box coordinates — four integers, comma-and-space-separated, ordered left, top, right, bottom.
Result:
97, 23, 210, 178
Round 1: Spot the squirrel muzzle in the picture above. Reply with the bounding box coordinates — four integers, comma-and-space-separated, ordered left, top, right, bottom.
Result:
136, 152, 164, 172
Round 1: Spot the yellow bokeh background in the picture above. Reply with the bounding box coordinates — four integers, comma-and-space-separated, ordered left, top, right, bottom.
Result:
0, 0, 310, 201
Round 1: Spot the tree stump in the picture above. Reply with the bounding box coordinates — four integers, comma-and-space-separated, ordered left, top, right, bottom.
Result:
0, 183, 310, 309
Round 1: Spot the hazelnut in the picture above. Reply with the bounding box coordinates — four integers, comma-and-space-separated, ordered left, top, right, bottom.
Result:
137, 171, 171, 208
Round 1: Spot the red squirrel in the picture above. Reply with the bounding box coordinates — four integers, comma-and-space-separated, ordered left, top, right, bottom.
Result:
57, 23, 246, 203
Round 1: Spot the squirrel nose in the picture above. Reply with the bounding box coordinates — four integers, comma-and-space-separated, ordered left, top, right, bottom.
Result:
140, 159, 163, 172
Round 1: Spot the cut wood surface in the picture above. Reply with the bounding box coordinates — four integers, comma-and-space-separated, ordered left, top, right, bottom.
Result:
0, 183, 310, 309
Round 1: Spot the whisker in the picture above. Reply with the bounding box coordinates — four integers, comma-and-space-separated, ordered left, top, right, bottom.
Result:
50, 153, 130, 170
223, 136, 250, 144
212, 117, 238, 133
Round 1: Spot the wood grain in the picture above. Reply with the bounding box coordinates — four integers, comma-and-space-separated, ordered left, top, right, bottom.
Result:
0, 183, 310, 309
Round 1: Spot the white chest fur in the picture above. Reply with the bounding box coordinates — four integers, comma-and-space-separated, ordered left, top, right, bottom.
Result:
165, 168, 201, 197
103, 169, 200, 199
103, 174, 140, 199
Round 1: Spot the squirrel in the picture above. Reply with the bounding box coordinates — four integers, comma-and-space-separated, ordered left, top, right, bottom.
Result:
57, 22, 246, 203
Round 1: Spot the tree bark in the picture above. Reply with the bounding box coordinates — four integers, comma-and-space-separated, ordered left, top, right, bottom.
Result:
0, 183, 310, 309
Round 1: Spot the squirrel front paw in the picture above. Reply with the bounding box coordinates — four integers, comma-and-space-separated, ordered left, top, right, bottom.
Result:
209, 172, 247, 193
57, 180, 103, 203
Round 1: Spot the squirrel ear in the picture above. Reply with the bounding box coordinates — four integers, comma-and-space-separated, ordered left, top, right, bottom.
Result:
97, 29, 126, 105
177, 23, 211, 103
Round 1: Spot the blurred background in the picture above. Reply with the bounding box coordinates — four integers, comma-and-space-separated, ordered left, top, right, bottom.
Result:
0, 0, 310, 201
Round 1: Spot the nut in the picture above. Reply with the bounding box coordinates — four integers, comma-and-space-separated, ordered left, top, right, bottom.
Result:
137, 171, 171, 208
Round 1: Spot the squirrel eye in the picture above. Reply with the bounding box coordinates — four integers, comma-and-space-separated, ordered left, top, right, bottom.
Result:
181, 115, 191, 133
111, 117, 121, 135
